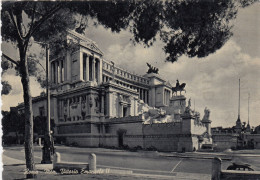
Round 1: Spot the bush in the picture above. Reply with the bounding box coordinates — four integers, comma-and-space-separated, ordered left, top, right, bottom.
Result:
146, 146, 157, 151
71, 142, 79, 147
130, 145, 143, 152
122, 144, 130, 150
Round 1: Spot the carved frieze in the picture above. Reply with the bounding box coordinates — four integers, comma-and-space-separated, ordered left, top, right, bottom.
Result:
81, 95, 87, 118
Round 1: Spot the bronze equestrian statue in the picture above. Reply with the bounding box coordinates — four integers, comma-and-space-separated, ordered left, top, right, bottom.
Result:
172, 79, 186, 95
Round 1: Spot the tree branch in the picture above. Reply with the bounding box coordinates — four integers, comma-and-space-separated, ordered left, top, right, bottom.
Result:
28, 57, 46, 72
28, 2, 63, 38
8, 9, 23, 41
26, 3, 37, 40
2, 53, 20, 66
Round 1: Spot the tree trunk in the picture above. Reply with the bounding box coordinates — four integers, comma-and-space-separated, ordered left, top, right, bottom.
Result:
19, 47, 35, 172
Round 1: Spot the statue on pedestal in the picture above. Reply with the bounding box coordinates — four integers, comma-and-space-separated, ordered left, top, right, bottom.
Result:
202, 107, 210, 121
172, 79, 186, 96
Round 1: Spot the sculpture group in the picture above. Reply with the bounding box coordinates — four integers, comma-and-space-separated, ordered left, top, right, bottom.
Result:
146, 63, 159, 74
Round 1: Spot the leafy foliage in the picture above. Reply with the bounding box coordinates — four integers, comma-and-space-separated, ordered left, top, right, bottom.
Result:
131, 0, 163, 46
1, 110, 25, 136
2, 1, 257, 67
162, 0, 238, 62
1, 81, 12, 95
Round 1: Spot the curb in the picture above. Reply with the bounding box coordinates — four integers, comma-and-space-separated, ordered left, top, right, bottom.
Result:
160, 154, 232, 160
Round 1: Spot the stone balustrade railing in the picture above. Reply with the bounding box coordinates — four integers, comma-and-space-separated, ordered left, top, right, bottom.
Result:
102, 60, 150, 85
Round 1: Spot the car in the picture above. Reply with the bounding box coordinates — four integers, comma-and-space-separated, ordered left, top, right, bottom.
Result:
227, 162, 254, 171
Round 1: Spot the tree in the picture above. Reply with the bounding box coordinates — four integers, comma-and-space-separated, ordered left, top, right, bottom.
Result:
1, 81, 12, 95
2, 110, 25, 144
1, 0, 256, 172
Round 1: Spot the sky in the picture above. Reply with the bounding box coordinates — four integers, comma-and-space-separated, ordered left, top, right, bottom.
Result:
1, 2, 260, 128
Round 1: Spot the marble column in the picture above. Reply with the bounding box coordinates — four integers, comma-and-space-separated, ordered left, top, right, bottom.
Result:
51, 62, 54, 83
96, 59, 99, 83
57, 61, 60, 84
144, 90, 147, 104
92, 57, 95, 82
147, 91, 149, 105
65, 51, 71, 82
86, 55, 89, 81
140, 89, 143, 101
55, 61, 58, 84
99, 59, 103, 84
144, 90, 147, 103
60, 60, 63, 83
79, 51, 83, 81
101, 94, 104, 113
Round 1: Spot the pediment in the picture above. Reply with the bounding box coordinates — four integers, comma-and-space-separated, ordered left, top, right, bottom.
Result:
80, 40, 103, 55
67, 30, 104, 56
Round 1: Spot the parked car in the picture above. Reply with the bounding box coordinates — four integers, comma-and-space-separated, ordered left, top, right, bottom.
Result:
227, 162, 254, 171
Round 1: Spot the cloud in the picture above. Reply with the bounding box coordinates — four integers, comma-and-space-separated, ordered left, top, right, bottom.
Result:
103, 37, 260, 128
1, 73, 44, 111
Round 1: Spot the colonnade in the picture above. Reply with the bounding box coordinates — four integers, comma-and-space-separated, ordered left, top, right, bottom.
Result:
138, 88, 149, 104
51, 59, 64, 84
164, 89, 171, 106
82, 53, 102, 83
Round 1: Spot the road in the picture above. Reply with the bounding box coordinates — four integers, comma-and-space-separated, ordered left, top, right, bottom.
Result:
3, 145, 260, 178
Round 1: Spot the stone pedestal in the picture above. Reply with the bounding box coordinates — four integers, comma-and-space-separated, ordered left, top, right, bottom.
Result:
169, 95, 186, 114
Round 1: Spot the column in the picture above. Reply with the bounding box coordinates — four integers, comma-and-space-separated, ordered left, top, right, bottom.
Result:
66, 99, 70, 118
64, 56, 67, 81
144, 90, 147, 104
101, 94, 104, 113
51, 62, 55, 83
57, 61, 60, 84
96, 58, 99, 83
147, 91, 149, 105
79, 51, 83, 81
55, 61, 58, 84
86, 55, 89, 81
165, 90, 166, 105
98, 58, 102, 83
92, 57, 95, 82
98, 59, 103, 83
66, 51, 71, 82
60, 60, 63, 83
140, 89, 143, 101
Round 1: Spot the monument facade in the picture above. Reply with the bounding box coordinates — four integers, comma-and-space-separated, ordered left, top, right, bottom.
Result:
16, 30, 212, 152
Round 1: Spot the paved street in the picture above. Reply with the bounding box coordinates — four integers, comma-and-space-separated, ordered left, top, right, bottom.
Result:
3, 145, 260, 179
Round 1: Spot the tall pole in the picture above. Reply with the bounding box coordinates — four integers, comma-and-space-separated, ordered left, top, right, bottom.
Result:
238, 79, 240, 119
248, 93, 250, 125
46, 44, 51, 137
41, 44, 52, 164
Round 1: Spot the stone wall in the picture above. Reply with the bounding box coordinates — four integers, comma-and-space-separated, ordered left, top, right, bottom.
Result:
244, 134, 260, 149
142, 122, 182, 151
212, 134, 237, 150
55, 115, 205, 152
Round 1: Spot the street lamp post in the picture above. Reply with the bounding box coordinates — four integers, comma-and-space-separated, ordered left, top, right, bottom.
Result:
40, 43, 53, 164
